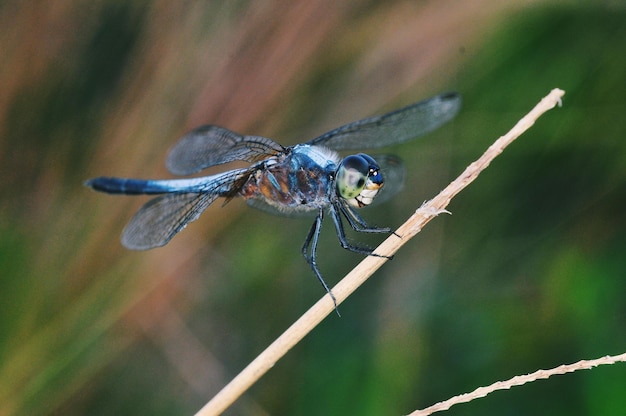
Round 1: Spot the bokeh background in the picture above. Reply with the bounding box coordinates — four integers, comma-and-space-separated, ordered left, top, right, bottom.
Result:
1, 1, 625, 415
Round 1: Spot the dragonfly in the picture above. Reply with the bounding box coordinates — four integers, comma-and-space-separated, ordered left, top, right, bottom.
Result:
86, 92, 461, 309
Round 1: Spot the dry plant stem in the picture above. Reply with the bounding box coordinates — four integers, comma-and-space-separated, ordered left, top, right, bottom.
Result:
195, 88, 566, 416
409, 352, 626, 416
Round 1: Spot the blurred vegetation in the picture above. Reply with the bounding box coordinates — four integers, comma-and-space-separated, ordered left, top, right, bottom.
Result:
1, 1, 625, 415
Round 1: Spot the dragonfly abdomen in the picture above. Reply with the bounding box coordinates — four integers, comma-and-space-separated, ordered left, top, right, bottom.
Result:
85, 177, 196, 195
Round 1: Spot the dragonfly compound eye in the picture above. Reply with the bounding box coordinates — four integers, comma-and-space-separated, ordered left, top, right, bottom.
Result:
336, 155, 369, 199
357, 153, 383, 187
336, 154, 384, 208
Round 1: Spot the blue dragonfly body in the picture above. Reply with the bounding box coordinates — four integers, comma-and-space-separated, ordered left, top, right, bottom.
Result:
86, 92, 461, 307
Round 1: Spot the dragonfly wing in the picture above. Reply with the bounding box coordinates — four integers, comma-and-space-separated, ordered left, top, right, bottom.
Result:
369, 154, 406, 206
121, 168, 254, 249
306, 92, 461, 150
246, 198, 318, 218
121, 192, 220, 249
166, 125, 285, 175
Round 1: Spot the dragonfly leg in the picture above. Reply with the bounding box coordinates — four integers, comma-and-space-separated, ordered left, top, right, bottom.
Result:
302, 210, 339, 313
339, 203, 391, 234
331, 203, 394, 261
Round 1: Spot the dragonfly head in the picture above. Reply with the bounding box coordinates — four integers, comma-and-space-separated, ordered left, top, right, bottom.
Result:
336, 153, 384, 208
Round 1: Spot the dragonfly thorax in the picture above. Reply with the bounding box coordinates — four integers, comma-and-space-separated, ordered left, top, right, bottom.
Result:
336, 153, 384, 208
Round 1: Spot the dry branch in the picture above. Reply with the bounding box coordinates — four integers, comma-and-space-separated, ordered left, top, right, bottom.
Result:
409, 352, 626, 416
195, 88, 566, 416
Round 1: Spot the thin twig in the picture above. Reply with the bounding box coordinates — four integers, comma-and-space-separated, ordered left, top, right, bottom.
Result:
408, 352, 626, 416
194, 88, 566, 416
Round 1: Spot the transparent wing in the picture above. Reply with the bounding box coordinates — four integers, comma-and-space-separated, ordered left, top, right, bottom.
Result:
246, 197, 318, 218
122, 193, 219, 249
306, 92, 461, 150
369, 154, 405, 207
166, 125, 285, 175
120, 168, 253, 249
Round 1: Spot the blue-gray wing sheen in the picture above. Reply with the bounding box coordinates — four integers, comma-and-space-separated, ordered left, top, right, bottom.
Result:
307, 92, 461, 150
166, 125, 285, 175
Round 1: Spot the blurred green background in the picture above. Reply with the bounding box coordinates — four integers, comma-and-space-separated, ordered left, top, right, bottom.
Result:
1, 1, 625, 415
